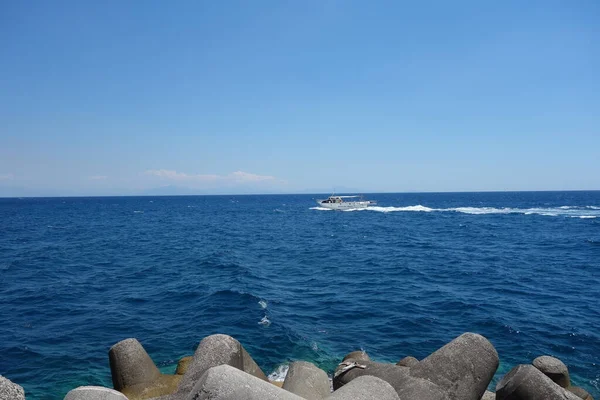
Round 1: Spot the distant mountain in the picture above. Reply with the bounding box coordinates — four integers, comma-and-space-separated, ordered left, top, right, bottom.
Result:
0, 185, 63, 198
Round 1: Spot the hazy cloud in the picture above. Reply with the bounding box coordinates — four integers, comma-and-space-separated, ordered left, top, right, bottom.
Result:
145, 169, 220, 182
0, 173, 14, 181
145, 169, 278, 184
230, 171, 277, 182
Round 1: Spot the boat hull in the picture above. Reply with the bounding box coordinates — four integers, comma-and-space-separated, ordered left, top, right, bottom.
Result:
316, 200, 371, 210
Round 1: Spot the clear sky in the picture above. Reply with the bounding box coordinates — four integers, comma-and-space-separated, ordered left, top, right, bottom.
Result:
1, 0, 598, 196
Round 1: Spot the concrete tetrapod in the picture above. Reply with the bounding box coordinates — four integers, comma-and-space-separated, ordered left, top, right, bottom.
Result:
175, 357, 193, 376
410, 332, 499, 400
64, 386, 129, 400
187, 364, 304, 400
533, 355, 571, 388
109, 338, 182, 400
496, 364, 581, 400
568, 386, 595, 400
342, 351, 371, 363
333, 359, 448, 400
396, 356, 419, 367
0, 375, 25, 400
175, 334, 267, 396
282, 361, 331, 399
109, 339, 162, 391
327, 376, 400, 400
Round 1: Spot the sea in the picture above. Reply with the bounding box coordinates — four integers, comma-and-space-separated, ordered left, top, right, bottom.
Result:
0, 191, 599, 399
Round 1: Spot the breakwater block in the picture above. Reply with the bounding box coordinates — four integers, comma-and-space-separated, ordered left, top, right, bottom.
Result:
187, 364, 304, 400
532, 355, 594, 400
334, 332, 497, 400
64, 386, 129, 400
175, 356, 192, 375
569, 386, 594, 400
342, 350, 370, 363
282, 361, 330, 399
533, 355, 571, 388
396, 356, 419, 367
108, 338, 181, 399
410, 332, 499, 400
496, 364, 581, 400
175, 334, 267, 396
0, 375, 25, 400
109, 338, 161, 391
333, 359, 448, 399
327, 376, 400, 400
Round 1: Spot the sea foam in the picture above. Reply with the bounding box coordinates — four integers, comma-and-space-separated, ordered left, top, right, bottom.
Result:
312, 204, 600, 218
268, 364, 289, 382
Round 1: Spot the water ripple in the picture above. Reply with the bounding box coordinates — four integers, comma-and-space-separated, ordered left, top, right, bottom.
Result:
0, 192, 599, 398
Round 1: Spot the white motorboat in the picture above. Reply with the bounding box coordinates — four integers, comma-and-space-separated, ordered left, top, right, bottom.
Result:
316, 195, 376, 210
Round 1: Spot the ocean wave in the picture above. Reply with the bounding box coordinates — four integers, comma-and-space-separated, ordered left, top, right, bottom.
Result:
354, 205, 434, 213
311, 204, 600, 218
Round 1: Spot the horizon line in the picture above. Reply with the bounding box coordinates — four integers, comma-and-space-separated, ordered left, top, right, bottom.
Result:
1, 188, 599, 199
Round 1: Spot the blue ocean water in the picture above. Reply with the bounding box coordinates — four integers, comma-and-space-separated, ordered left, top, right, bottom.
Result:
1, 192, 599, 399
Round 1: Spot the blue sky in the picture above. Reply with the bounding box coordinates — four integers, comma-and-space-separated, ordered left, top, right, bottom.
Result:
1, 0, 598, 196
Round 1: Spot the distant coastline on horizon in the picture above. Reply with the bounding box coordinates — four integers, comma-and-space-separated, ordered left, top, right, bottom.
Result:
1, 188, 600, 199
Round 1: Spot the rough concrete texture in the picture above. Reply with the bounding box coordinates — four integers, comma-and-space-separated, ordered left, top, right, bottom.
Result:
533, 355, 571, 388
326, 376, 400, 400
175, 357, 193, 376
480, 390, 495, 400
342, 350, 371, 363
496, 364, 581, 400
241, 346, 268, 381
187, 364, 305, 400
121, 375, 181, 400
333, 359, 448, 400
396, 356, 419, 367
410, 332, 499, 400
0, 375, 25, 400
282, 361, 331, 399
175, 334, 266, 395
333, 359, 406, 390
64, 386, 129, 400
568, 386, 595, 400
109, 338, 161, 391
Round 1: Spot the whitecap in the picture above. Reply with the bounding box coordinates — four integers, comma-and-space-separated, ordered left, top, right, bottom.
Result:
133, 210, 144, 214
268, 364, 289, 382
452, 207, 515, 215
258, 300, 268, 309
369, 205, 434, 212
312, 203, 600, 218
258, 316, 271, 326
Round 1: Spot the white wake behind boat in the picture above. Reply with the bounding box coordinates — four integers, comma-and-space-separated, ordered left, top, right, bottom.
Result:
316, 195, 376, 210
